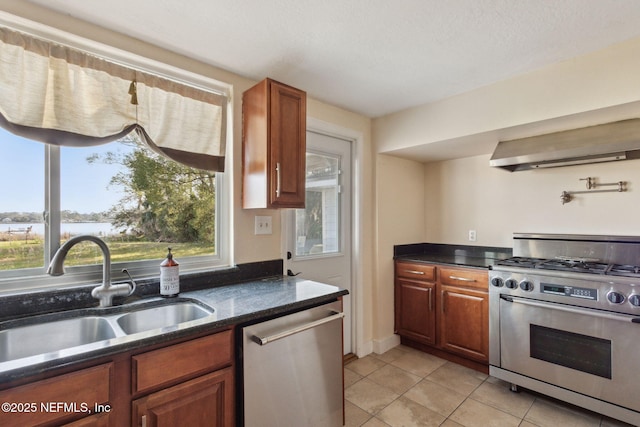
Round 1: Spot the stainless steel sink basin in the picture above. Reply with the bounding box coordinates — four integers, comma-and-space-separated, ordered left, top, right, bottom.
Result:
0, 316, 117, 363
116, 302, 214, 334
0, 299, 215, 364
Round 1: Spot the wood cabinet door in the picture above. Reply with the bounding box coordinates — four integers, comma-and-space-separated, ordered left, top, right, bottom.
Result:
132, 367, 234, 427
242, 78, 306, 209
395, 278, 436, 345
269, 80, 306, 207
0, 363, 112, 427
439, 285, 489, 362
63, 412, 110, 427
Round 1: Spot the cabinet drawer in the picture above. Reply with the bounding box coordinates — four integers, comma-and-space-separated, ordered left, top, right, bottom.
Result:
133, 330, 232, 394
396, 262, 436, 281
0, 363, 112, 427
439, 267, 487, 290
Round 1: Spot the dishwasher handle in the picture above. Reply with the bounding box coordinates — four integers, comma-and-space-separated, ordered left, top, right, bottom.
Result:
252, 310, 344, 345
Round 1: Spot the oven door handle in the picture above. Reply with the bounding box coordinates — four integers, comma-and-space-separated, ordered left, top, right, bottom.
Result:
502, 295, 640, 324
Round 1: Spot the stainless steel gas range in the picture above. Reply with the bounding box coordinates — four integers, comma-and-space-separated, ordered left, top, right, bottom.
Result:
489, 233, 640, 426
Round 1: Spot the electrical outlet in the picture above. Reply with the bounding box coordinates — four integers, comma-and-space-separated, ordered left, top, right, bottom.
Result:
254, 216, 272, 235
468, 230, 477, 242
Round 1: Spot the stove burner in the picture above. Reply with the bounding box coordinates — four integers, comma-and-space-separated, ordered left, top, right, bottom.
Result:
495, 257, 640, 278
608, 264, 640, 277
495, 257, 546, 269
537, 259, 609, 274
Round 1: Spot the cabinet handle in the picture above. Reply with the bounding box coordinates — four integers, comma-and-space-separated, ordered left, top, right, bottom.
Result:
276, 162, 281, 197
141, 415, 147, 427
404, 270, 425, 275
428, 288, 433, 312
449, 275, 476, 282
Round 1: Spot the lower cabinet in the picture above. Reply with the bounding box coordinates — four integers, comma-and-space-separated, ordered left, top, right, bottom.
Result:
64, 412, 111, 427
0, 363, 112, 427
394, 260, 489, 368
439, 284, 489, 361
394, 262, 437, 345
0, 329, 234, 427
131, 331, 234, 427
132, 368, 234, 427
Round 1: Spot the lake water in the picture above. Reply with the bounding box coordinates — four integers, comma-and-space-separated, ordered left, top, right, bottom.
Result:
0, 222, 123, 236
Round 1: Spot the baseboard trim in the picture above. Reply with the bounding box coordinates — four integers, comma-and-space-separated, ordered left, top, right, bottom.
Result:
400, 337, 489, 374
373, 334, 401, 355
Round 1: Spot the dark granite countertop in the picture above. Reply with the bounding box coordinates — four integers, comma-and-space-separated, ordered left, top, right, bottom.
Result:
394, 243, 512, 269
0, 261, 347, 383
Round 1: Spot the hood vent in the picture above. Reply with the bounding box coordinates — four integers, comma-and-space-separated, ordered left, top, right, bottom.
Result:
490, 119, 640, 171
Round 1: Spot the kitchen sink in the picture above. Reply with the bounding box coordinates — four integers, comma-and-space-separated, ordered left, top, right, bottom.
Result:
0, 316, 117, 363
116, 301, 214, 334
0, 299, 215, 364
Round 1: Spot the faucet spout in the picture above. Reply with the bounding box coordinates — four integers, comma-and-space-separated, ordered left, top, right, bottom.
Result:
47, 235, 134, 307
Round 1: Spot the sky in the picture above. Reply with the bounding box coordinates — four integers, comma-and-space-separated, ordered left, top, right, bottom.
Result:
0, 126, 129, 214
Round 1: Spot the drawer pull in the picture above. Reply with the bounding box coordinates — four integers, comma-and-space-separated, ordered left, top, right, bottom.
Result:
449, 275, 476, 282
404, 270, 425, 275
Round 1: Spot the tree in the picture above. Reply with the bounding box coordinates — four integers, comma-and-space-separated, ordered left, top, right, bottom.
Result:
88, 139, 215, 244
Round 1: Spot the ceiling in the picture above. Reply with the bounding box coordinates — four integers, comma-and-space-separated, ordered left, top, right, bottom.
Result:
22, 0, 640, 119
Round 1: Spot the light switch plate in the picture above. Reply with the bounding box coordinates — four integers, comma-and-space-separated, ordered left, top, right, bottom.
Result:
255, 216, 273, 235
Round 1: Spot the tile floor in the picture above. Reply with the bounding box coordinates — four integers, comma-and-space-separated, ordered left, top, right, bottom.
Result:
344, 345, 635, 427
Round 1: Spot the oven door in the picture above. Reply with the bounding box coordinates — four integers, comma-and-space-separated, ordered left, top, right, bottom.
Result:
499, 295, 640, 412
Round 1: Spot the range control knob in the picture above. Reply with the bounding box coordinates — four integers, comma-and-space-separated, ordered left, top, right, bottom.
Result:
607, 291, 626, 304
491, 277, 504, 287
629, 294, 640, 307
519, 280, 534, 292
505, 279, 518, 289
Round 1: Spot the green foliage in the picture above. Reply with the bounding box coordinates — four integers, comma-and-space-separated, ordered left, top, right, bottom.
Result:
94, 143, 216, 245
0, 239, 211, 270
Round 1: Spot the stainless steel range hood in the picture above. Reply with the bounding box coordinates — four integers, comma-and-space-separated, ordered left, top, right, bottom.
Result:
489, 119, 640, 171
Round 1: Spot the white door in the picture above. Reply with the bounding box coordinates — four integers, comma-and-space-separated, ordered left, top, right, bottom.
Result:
284, 130, 353, 354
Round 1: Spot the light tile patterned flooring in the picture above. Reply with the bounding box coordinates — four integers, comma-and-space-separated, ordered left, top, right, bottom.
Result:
344, 345, 634, 427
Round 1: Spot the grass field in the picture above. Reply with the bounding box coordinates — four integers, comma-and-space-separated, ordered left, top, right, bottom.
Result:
0, 235, 213, 270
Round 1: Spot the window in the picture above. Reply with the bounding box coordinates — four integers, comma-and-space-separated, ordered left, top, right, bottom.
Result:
0, 23, 230, 290
0, 126, 228, 288
0, 133, 45, 271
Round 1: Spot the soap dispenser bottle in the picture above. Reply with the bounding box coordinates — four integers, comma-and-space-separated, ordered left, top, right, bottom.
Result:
160, 247, 179, 297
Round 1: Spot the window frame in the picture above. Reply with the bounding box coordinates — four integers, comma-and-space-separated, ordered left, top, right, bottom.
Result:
0, 14, 232, 292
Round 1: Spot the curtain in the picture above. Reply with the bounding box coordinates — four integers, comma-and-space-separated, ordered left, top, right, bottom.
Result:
0, 26, 227, 171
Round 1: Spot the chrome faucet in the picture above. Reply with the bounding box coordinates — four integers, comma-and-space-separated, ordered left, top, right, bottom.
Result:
47, 235, 134, 307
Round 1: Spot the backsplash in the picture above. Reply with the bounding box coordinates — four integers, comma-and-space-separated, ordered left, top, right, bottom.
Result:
0, 259, 283, 322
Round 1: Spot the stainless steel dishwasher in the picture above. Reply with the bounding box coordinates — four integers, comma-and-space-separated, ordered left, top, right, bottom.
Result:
241, 300, 344, 426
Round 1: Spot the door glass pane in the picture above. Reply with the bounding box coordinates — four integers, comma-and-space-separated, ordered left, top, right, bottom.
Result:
295, 152, 340, 256
0, 129, 45, 270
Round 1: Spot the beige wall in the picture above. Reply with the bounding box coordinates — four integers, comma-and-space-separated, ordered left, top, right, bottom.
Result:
374, 35, 640, 156
372, 35, 640, 351
1, 0, 375, 354
374, 154, 426, 347
9, 0, 640, 356
425, 155, 640, 247
1, 2, 377, 353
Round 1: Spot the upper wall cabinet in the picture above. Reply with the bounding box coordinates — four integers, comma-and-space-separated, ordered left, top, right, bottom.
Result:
242, 78, 306, 209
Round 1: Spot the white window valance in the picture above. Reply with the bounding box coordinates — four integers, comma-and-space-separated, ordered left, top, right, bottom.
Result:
0, 26, 227, 171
